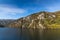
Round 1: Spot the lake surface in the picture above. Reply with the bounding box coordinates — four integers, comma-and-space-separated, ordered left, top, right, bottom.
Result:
1, 28, 60, 40
22, 28, 60, 40
0, 28, 21, 40
43, 29, 60, 40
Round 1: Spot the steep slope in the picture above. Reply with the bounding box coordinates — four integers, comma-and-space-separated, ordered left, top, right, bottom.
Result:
8, 11, 60, 29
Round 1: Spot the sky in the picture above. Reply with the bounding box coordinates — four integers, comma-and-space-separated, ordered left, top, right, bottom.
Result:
0, 0, 60, 19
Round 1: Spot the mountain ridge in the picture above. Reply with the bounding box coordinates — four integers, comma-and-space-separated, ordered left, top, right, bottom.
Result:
7, 11, 60, 29
0, 11, 60, 29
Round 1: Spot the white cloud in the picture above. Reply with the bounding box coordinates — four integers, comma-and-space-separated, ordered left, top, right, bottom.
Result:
0, 7, 26, 15
46, 7, 60, 12
45, 4, 60, 12
0, 5, 26, 19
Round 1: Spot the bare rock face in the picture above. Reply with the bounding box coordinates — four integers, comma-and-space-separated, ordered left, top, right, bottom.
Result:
7, 18, 23, 28
7, 11, 60, 29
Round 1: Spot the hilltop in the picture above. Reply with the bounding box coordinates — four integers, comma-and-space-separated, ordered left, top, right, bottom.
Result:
7, 11, 60, 29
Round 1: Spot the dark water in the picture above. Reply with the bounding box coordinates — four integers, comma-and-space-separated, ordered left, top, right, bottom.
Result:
43, 29, 60, 40
0, 28, 21, 40
1, 28, 60, 40
22, 28, 60, 40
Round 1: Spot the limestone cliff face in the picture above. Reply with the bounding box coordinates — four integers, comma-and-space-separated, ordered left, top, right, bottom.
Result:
8, 11, 60, 29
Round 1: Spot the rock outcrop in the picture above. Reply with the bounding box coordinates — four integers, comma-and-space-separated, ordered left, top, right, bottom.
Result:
7, 11, 60, 29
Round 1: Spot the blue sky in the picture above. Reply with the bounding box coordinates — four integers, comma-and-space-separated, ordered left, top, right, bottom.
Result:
0, 0, 60, 19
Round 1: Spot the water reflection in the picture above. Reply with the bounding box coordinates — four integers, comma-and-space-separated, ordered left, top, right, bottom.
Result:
22, 28, 42, 40
22, 28, 60, 40
1, 28, 60, 40
43, 29, 60, 40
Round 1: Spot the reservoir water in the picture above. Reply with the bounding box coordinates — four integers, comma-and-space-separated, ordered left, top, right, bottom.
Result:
0, 28, 21, 40
0, 28, 60, 40
22, 28, 60, 40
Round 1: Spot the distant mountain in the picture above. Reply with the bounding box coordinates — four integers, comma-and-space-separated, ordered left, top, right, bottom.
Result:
7, 11, 60, 29
0, 19, 15, 27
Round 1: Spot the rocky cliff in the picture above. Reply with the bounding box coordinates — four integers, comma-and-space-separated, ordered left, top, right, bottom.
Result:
7, 11, 60, 29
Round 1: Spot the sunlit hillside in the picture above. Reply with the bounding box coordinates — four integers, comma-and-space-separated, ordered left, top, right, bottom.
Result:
6, 11, 60, 29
